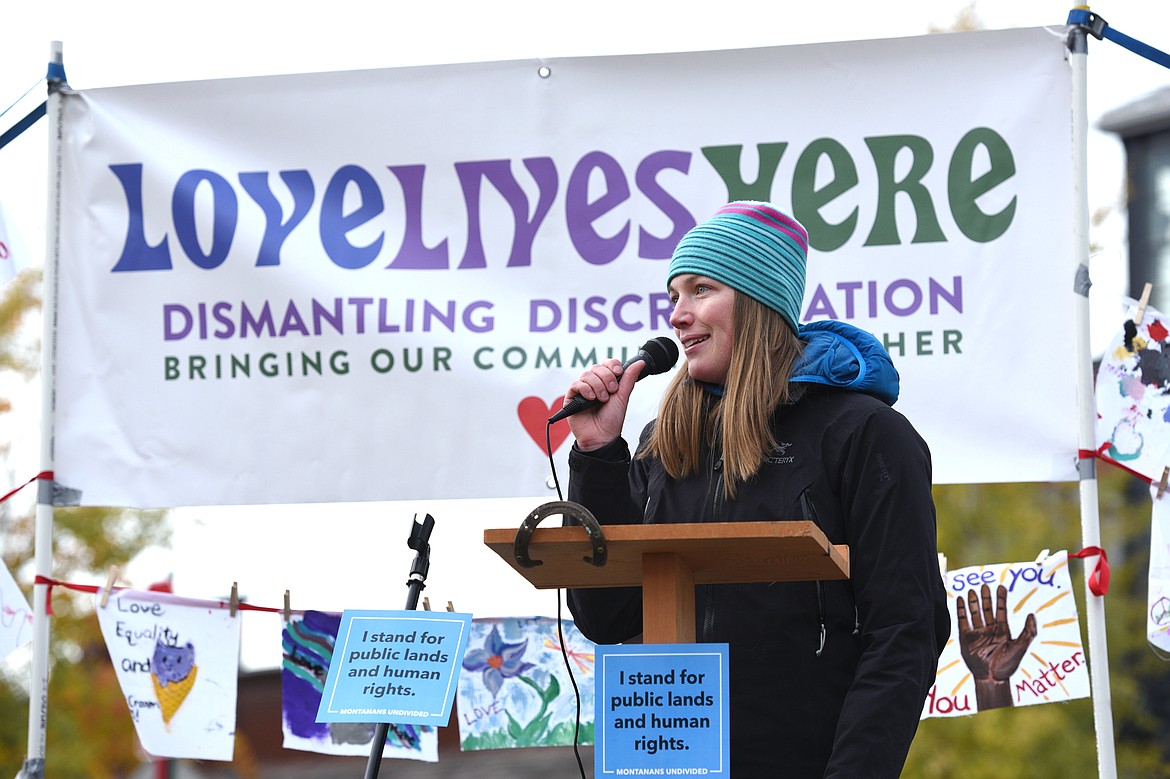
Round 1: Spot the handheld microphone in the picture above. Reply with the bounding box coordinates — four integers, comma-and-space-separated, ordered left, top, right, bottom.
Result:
549, 336, 679, 423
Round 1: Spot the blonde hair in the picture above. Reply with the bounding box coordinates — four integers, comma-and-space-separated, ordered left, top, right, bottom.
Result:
641, 293, 803, 498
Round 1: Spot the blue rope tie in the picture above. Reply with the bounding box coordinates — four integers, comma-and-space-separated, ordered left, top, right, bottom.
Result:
0, 79, 46, 121
0, 101, 46, 151
0, 58, 67, 152
1068, 7, 1170, 70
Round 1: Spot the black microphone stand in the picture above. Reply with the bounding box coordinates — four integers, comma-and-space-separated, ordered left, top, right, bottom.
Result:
362, 513, 435, 779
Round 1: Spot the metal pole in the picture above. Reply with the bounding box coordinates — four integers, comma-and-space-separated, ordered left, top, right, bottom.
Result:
362, 514, 435, 779
1068, 22, 1118, 779
17, 41, 66, 779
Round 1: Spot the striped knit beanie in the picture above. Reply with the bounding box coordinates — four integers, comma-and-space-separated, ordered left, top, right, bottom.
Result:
668, 202, 808, 333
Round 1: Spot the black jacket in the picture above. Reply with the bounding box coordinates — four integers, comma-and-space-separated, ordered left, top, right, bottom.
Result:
567, 386, 950, 777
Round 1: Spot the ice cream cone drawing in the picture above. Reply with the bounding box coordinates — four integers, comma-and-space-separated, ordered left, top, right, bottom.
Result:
96, 591, 240, 761
151, 640, 198, 727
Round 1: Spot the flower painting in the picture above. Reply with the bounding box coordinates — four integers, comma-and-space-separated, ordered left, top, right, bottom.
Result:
456, 617, 596, 750
463, 623, 537, 699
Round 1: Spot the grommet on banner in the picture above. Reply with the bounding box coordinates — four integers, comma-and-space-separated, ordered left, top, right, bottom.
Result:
283, 590, 291, 623
1135, 282, 1153, 325
229, 582, 239, 617
100, 565, 120, 608
1157, 466, 1169, 500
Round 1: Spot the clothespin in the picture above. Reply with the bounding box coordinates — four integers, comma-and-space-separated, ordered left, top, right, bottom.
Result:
1135, 282, 1153, 325
283, 590, 291, 623
422, 597, 432, 611
1033, 548, 1051, 565
1157, 466, 1170, 500
229, 582, 239, 617
936, 553, 947, 581
100, 565, 120, 608
446, 601, 455, 612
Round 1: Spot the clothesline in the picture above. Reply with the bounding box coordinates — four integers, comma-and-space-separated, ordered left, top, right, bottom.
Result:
5, 463, 1111, 608
32, 574, 287, 618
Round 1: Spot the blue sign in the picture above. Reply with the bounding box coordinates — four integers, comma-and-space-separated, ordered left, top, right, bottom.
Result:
316, 610, 472, 725
594, 643, 730, 776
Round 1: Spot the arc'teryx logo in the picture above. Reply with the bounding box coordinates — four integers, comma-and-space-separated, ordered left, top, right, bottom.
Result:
765, 442, 795, 464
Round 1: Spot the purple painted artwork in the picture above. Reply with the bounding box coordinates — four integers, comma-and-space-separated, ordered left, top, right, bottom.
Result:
281, 610, 437, 760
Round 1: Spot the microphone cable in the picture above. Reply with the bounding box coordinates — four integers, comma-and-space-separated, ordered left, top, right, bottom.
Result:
541, 340, 677, 776
545, 418, 588, 779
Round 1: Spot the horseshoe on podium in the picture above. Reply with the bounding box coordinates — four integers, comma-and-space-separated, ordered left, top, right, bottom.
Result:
514, 500, 608, 569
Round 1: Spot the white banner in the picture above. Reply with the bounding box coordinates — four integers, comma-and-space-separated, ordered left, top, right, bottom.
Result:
54, 27, 1077, 508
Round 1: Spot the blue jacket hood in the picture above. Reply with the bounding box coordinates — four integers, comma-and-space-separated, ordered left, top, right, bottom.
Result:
791, 320, 900, 405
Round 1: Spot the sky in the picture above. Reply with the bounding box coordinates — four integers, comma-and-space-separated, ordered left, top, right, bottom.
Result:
1, 0, 1169, 670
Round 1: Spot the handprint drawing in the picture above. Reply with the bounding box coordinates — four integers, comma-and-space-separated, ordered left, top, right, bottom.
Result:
956, 584, 1037, 709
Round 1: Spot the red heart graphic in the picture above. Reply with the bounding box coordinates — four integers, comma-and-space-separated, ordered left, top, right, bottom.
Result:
518, 396, 572, 453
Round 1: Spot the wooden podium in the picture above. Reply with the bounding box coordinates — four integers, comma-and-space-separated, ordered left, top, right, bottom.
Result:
484, 521, 849, 644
